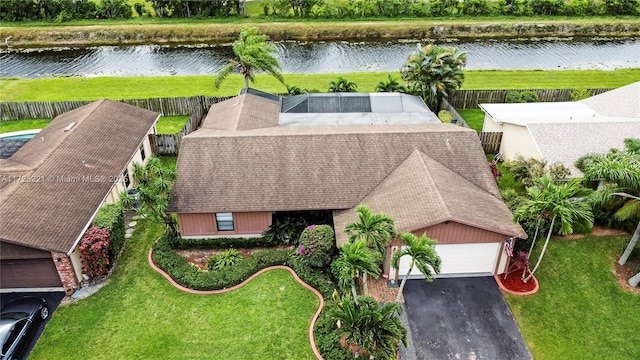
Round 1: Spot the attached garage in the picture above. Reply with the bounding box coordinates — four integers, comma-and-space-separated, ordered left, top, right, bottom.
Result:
0, 242, 63, 290
396, 243, 502, 279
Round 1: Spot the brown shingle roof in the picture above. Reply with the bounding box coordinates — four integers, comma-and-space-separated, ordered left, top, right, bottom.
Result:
169, 123, 502, 214
201, 94, 280, 131
0, 100, 159, 253
333, 150, 525, 246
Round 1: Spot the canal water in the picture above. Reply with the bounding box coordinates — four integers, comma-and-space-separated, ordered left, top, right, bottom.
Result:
1, 38, 638, 78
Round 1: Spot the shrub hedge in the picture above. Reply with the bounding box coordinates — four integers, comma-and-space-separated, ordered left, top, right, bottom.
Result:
168, 236, 276, 250
93, 204, 126, 264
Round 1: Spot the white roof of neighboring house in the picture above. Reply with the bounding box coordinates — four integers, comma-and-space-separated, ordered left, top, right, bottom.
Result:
480, 82, 640, 175
480, 101, 598, 126
581, 82, 640, 118
527, 121, 640, 176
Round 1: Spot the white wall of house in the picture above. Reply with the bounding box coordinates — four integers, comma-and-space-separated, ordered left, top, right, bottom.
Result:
69, 247, 84, 284
105, 132, 153, 204
499, 123, 542, 161
482, 114, 503, 132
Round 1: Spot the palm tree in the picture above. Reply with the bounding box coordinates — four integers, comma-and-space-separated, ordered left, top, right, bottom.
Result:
214, 27, 284, 90
515, 177, 594, 282
345, 204, 396, 296
331, 240, 382, 304
400, 44, 466, 111
577, 138, 640, 266
286, 83, 308, 95
328, 76, 357, 92
120, 156, 178, 236
375, 74, 405, 93
391, 233, 441, 303
331, 295, 407, 359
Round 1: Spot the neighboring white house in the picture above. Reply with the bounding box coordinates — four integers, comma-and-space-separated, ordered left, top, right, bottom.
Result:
480, 82, 640, 175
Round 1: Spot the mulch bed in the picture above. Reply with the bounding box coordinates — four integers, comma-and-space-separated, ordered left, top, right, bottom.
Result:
614, 255, 640, 294
497, 268, 537, 293
176, 246, 291, 270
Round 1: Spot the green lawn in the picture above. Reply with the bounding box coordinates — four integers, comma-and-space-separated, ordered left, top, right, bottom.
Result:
2, 68, 639, 102
505, 235, 640, 360
0, 118, 51, 133
30, 221, 318, 360
456, 108, 485, 132
0, 116, 190, 134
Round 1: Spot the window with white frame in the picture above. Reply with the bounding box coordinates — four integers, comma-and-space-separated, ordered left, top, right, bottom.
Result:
216, 213, 234, 231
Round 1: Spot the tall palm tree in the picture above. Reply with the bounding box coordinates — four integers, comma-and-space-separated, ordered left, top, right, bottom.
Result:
345, 204, 396, 296
214, 27, 284, 90
375, 74, 405, 93
331, 295, 407, 359
391, 233, 441, 303
328, 76, 357, 92
400, 44, 466, 111
331, 240, 382, 304
515, 177, 594, 282
577, 138, 640, 266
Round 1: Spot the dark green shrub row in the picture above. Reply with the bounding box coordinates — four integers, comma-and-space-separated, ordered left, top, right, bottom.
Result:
505, 90, 540, 103
152, 234, 290, 290
169, 236, 277, 250
0, 0, 132, 22
92, 204, 126, 265
287, 255, 337, 299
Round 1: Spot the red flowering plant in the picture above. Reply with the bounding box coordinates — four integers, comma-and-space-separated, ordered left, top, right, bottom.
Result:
296, 224, 335, 268
489, 160, 502, 180
79, 226, 111, 279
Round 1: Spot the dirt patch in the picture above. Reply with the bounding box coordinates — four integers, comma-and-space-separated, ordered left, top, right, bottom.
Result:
613, 255, 640, 294
176, 246, 292, 270
553, 226, 628, 240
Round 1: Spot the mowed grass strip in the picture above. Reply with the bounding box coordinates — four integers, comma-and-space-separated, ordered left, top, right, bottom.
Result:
30, 221, 318, 360
2, 68, 639, 101
0, 116, 190, 134
505, 235, 640, 360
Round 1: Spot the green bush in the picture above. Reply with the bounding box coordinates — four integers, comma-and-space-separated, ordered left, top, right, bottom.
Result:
437, 110, 454, 123
287, 254, 337, 299
520, 90, 540, 103
314, 302, 353, 360
169, 236, 277, 249
571, 88, 593, 101
505, 91, 524, 103
206, 249, 243, 271
152, 234, 290, 290
296, 225, 335, 268
93, 204, 125, 264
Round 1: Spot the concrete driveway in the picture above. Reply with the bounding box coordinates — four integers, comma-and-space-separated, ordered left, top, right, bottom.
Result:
402, 277, 531, 360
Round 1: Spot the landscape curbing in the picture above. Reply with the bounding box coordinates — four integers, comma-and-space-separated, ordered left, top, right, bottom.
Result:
148, 249, 325, 360
494, 274, 540, 296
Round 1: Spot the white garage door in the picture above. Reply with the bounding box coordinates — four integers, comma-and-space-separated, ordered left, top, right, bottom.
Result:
396, 243, 501, 278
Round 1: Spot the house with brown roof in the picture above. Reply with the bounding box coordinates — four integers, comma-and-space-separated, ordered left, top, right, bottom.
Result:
169, 90, 525, 279
480, 82, 640, 175
0, 100, 159, 293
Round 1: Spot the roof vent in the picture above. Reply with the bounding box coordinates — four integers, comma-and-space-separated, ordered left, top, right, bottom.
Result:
63, 122, 77, 132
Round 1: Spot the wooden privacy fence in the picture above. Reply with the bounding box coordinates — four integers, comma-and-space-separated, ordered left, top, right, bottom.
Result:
478, 132, 503, 154
0, 95, 232, 121
448, 88, 612, 109
149, 98, 213, 156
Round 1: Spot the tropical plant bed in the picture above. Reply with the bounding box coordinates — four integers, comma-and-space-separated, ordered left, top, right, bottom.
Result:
496, 269, 538, 295
176, 246, 292, 270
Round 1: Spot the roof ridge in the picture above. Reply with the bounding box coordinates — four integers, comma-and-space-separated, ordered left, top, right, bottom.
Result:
414, 151, 452, 219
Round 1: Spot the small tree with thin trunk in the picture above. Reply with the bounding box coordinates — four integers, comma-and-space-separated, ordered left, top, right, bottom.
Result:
515, 177, 594, 282
391, 233, 441, 303
214, 27, 284, 90
331, 240, 382, 304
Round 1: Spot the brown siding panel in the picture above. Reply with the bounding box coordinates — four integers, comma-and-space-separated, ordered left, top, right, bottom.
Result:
235, 212, 271, 234
0, 242, 53, 260
178, 212, 271, 237
413, 221, 506, 244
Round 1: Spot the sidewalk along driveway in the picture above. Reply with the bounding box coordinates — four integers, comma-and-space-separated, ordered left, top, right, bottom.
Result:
402, 277, 531, 360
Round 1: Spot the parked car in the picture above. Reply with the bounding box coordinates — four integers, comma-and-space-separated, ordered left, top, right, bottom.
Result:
0, 297, 49, 360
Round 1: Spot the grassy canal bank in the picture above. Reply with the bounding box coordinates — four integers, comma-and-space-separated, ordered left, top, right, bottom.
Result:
1, 17, 640, 48
2, 68, 639, 102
